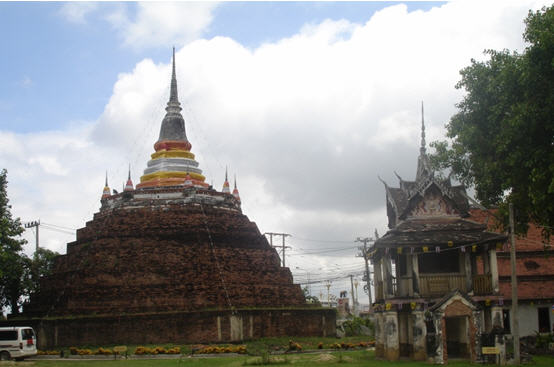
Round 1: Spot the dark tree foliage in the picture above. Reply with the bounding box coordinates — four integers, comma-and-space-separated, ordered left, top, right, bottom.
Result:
430, 6, 554, 238
0, 169, 28, 314
28, 248, 59, 296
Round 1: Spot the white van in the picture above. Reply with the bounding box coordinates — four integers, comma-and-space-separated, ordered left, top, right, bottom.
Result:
0, 327, 37, 360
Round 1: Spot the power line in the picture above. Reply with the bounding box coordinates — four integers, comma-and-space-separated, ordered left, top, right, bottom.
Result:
291, 236, 355, 244
264, 232, 291, 267
41, 222, 76, 231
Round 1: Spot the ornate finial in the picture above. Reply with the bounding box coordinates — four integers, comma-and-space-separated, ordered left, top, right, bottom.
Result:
102, 171, 111, 198
420, 101, 426, 155
169, 46, 179, 105
394, 171, 403, 182
222, 167, 230, 193
124, 164, 134, 191
416, 101, 433, 182
232, 174, 241, 202
377, 175, 389, 188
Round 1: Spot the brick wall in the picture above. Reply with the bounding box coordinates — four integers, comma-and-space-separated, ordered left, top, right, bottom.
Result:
469, 208, 554, 301
3, 308, 336, 349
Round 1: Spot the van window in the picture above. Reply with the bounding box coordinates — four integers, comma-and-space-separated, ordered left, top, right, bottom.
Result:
21, 329, 34, 339
0, 330, 17, 340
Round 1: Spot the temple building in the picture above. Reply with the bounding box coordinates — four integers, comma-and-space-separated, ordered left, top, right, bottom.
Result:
13, 50, 335, 348
370, 106, 508, 364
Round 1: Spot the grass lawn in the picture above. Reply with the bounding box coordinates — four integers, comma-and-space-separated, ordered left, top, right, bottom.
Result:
10, 352, 554, 367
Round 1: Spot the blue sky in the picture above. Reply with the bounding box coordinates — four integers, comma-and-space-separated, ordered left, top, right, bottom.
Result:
0, 1, 546, 302
0, 2, 442, 133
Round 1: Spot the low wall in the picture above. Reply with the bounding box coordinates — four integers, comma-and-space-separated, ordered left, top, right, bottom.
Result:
2, 308, 336, 349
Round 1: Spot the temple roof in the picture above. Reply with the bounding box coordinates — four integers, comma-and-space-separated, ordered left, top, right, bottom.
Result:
381, 103, 471, 228
374, 217, 506, 248
374, 103, 507, 252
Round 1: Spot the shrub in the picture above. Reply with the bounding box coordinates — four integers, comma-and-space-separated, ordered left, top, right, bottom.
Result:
288, 340, 302, 351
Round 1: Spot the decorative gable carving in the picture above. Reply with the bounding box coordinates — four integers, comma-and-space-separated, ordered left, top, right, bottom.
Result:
408, 185, 459, 218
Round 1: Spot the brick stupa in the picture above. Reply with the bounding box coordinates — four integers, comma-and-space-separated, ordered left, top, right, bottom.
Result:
16, 50, 335, 348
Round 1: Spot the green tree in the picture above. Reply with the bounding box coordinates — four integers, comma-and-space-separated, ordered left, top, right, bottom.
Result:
431, 6, 554, 238
0, 169, 29, 314
28, 247, 59, 296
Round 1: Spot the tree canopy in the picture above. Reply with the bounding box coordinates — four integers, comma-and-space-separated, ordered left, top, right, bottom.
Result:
0, 169, 28, 314
430, 6, 554, 238
0, 169, 59, 315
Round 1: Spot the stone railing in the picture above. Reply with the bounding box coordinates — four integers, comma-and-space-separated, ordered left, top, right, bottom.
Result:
419, 275, 466, 297
376, 274, 493, 300
473, 274, 492, 295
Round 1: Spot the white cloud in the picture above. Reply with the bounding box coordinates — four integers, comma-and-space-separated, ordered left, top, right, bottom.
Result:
19, 76, 32, 88
3, 1, 550, 299
58, 2, 99, 24
107, 2, 218, 49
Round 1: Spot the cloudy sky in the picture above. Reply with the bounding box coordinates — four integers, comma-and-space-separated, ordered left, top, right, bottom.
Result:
0, 1, 547, 305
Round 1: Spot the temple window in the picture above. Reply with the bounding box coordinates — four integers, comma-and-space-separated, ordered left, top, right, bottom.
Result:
418, 251, 460, 273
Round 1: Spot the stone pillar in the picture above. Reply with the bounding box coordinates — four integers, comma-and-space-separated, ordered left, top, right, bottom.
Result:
230, 315, 243, 341
412, 310, 427, 361
375, 311, 385, 358
464, 251, 473, 294
374, 260, 383, 301
384, 310, 400, 361
489, 249, 499, 294
433, 311, 445, 364
491, 306, 503, 330
405, 254, 414, 296
412, 254, 420, 296
381, 257, 390, 298
384, 253, 394, 297
495, 334, 507, 366
473, 310, 484, 363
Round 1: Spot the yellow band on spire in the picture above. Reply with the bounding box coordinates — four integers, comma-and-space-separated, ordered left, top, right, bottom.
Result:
151, 150, 195, 160
140, 171, 205, 183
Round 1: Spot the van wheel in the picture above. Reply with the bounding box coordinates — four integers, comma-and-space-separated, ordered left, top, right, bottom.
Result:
0, 351, 11, 361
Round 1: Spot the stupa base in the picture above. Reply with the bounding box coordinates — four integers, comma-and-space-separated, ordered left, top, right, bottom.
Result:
3, 308, 336, 349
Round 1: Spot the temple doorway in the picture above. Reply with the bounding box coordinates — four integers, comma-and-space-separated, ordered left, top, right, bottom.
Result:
445, 316, 470, 358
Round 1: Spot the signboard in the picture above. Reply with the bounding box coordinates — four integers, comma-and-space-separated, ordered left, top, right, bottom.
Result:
482, 347, 499, 354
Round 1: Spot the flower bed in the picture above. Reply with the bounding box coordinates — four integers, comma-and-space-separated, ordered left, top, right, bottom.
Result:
37, 350, 60, 355
134, 346, 181, 355
191, 345, 247, 354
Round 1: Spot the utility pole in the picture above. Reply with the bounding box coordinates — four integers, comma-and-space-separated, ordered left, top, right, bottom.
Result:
25, 220, 40, 253
325, 280, 332, 307
356, 236, 374, 312
354, 279, 359, 313
350, 275, 355, 315
509, 203, 520, 364
264, 232, 291, 267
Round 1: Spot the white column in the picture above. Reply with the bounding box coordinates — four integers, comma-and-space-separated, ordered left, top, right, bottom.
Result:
489, 248, 499, 294
412, 254, 420, 296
